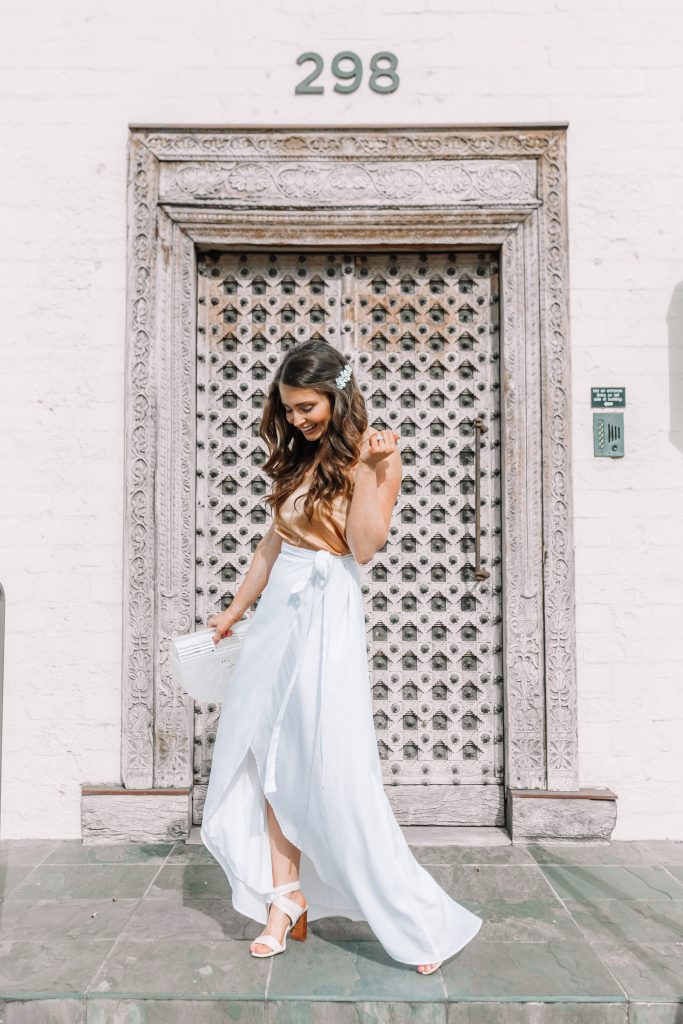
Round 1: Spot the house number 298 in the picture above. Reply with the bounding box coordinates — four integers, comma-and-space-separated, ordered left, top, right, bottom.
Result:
295, 51, 399, 94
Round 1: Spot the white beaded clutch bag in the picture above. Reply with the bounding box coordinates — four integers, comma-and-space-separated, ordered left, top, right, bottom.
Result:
169, 615, 252, 704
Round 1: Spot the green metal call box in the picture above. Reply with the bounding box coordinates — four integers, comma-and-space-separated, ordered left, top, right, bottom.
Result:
593, 412, 624, 457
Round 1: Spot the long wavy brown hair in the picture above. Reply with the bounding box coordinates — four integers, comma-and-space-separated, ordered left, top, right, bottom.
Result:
261, 340, 368, 526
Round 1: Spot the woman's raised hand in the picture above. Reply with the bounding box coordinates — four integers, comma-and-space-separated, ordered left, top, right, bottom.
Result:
359, 429, 400, 468
207, 608, 243, 646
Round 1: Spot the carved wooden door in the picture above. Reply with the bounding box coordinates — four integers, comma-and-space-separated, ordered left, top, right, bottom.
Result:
194, 250, 504, 827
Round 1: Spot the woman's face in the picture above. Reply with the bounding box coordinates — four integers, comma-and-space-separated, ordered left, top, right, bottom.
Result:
279, 384, 331, 442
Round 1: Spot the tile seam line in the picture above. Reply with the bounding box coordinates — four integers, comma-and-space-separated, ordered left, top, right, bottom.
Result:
81, 842, 178, 998
533, 869, 630, 1002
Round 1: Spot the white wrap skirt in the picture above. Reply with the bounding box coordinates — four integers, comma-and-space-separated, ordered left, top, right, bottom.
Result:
200, 540, 483, 966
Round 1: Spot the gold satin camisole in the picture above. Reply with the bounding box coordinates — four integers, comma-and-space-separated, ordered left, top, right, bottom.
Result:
273, 467, 356, 556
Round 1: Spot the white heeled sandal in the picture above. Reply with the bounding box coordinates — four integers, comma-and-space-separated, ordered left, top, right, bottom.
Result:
249, 880, 308, 958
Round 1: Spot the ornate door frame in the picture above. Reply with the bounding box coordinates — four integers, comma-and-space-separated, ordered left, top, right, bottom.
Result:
81, 125, 618, 844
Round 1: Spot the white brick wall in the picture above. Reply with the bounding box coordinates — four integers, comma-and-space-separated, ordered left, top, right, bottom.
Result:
1, 0, 682, 839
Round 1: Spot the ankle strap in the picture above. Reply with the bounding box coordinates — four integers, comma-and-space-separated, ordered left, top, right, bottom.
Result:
268, 880, 300, 897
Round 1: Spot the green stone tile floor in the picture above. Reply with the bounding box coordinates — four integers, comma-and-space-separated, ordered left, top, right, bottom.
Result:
0, 836, 682, 1022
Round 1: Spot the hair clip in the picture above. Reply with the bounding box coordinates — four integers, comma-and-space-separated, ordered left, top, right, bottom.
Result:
334, 361, 352, 389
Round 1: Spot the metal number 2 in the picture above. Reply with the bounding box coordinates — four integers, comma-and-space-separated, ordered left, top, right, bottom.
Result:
295, 52, 399, 94
295, 52, 324, 94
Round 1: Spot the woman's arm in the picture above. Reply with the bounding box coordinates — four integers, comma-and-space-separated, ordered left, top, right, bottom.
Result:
229, 521, 284, 617
208, 522, 283, 642
346, 430, 402, 565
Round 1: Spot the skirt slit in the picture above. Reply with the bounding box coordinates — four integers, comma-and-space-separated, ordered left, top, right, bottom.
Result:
200, 541, 484, 965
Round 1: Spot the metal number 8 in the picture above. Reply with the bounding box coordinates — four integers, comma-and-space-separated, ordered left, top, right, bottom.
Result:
369, 52, 400, 94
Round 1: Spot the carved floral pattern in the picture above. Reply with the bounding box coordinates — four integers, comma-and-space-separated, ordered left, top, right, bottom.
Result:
122, 126, 578, 824
162, 160, 537, 205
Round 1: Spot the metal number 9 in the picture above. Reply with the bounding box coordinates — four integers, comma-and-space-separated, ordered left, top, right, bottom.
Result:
332, 51, 362, 94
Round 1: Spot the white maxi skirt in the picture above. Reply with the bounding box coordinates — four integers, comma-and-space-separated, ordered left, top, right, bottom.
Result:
200, 540, 483, 966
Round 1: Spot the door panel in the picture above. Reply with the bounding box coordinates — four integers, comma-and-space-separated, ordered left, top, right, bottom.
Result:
194, 250, 503, 826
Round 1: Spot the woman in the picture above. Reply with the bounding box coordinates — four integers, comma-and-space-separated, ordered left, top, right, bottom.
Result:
201, 339, 482, 975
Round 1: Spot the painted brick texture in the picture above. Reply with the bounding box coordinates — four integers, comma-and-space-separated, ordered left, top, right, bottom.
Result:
1, 0, 682, 839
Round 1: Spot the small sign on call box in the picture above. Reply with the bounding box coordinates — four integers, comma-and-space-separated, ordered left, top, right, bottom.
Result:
591, 387, 625, 408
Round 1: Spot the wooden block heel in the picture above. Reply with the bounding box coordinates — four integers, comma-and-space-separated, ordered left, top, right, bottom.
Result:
290, 907, 307, 941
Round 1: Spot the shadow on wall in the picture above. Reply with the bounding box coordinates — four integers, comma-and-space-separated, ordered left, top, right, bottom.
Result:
667, 282, 683, 453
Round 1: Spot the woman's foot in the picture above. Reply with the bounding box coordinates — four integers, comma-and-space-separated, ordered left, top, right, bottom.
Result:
417, 961, 442, 974
250, 888, 307, 956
